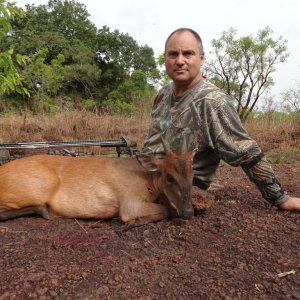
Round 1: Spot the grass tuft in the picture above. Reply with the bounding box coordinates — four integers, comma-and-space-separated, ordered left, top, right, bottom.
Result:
0, 110, 299, 163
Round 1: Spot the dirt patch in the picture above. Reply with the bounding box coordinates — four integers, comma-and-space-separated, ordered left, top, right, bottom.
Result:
1, 163, 299, 299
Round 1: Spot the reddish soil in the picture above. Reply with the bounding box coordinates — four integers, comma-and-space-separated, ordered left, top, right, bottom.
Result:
0, 163, 299, 300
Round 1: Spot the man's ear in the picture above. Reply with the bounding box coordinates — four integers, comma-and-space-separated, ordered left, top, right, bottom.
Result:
136, 154, 161, 172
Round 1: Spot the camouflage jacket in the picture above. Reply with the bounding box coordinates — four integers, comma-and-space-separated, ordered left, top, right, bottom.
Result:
142, 79, 288, 206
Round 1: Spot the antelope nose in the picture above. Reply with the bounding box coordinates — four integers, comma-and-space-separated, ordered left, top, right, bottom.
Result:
182, 207, 194, 219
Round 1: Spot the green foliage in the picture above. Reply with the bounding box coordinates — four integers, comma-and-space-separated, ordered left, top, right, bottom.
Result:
247, 110, 298, 122
104, 70, 155, 115
30, 92, 60, 113
82, 98, 97, 111
21, 48, 67, 96
105, 90, 134, 115
1, 1, 160, 113
205, 27, 289, 122
96, 26, 159, 90
48, 0, 97, 48
97, 26, 141, 72
62, 42, 101, 97
266, 146, 298, 164
0, 0, 29, 97
156, 54, 170, 86
7, 0, 101, 100
0, 0, 23, 32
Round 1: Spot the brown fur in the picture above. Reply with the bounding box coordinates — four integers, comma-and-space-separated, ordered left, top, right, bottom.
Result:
0, 151, 195, 229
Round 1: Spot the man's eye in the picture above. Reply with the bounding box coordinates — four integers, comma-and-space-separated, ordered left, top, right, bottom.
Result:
184, 51, 194, 58
167, 52, 178, 58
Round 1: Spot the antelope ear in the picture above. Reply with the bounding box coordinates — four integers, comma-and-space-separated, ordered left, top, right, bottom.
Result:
180, 134, 188, 153
136, 154, 161, 172
191, 148, 198, 160
160, 135, 171, 155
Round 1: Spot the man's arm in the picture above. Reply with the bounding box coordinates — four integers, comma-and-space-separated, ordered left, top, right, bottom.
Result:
203, 96, 300, 211
242, 156, 300, 211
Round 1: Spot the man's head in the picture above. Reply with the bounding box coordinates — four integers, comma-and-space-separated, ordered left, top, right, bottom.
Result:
164, 28, 205, 95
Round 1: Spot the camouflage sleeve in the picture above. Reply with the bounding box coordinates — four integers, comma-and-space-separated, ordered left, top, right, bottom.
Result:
204, 96, 263, 166
241, 156, 289, 206
203, 94, 288, 206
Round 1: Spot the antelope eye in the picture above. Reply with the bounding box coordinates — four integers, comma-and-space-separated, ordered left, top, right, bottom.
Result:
165, 174, 175, 184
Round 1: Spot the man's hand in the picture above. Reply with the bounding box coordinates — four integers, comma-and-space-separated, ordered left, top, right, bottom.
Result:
278, 197, 300, 211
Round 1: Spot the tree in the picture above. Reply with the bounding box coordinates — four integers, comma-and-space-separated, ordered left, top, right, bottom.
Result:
47, 0, 97, 49
7, 5, 69, 60
105, 70, 155, 115
95, 26, 159, 101
5, 0, 100, 101
63, 41, 101, 97
205, 27, 289, 121
0, 0, 28, 96
21, 48, 66, 95
1, 0, 160, 113
281, 83, 300, 114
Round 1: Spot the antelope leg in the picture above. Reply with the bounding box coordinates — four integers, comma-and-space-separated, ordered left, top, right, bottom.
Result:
0, 205, 54, 221
120, 201, 169, 230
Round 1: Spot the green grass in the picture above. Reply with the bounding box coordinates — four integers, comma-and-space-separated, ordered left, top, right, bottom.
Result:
266, 146, 300, 164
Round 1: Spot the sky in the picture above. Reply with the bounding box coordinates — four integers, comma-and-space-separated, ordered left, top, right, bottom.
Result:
14, 0, 300, 99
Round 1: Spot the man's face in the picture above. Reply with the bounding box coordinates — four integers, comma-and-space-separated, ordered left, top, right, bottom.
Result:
165, 31, 204, 92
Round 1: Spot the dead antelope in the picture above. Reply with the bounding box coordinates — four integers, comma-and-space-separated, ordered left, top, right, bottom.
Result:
0, 142, 196, 229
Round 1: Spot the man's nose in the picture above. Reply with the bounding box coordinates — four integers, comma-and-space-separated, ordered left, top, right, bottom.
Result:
176, 53, 185, 65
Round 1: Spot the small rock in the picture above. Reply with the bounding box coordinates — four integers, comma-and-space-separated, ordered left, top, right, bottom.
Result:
49, 290, 58, 298
210, 228, 218, 234
81, 272, 89, 280
26, 272, 46, 283
96, 285, 109, 296
36, 287, 48, 296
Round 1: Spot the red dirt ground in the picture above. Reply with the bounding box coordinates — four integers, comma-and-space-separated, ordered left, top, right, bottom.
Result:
0, 163, 299, 300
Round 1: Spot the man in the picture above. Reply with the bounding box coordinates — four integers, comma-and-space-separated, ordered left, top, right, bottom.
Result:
142, 28, 300, 211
